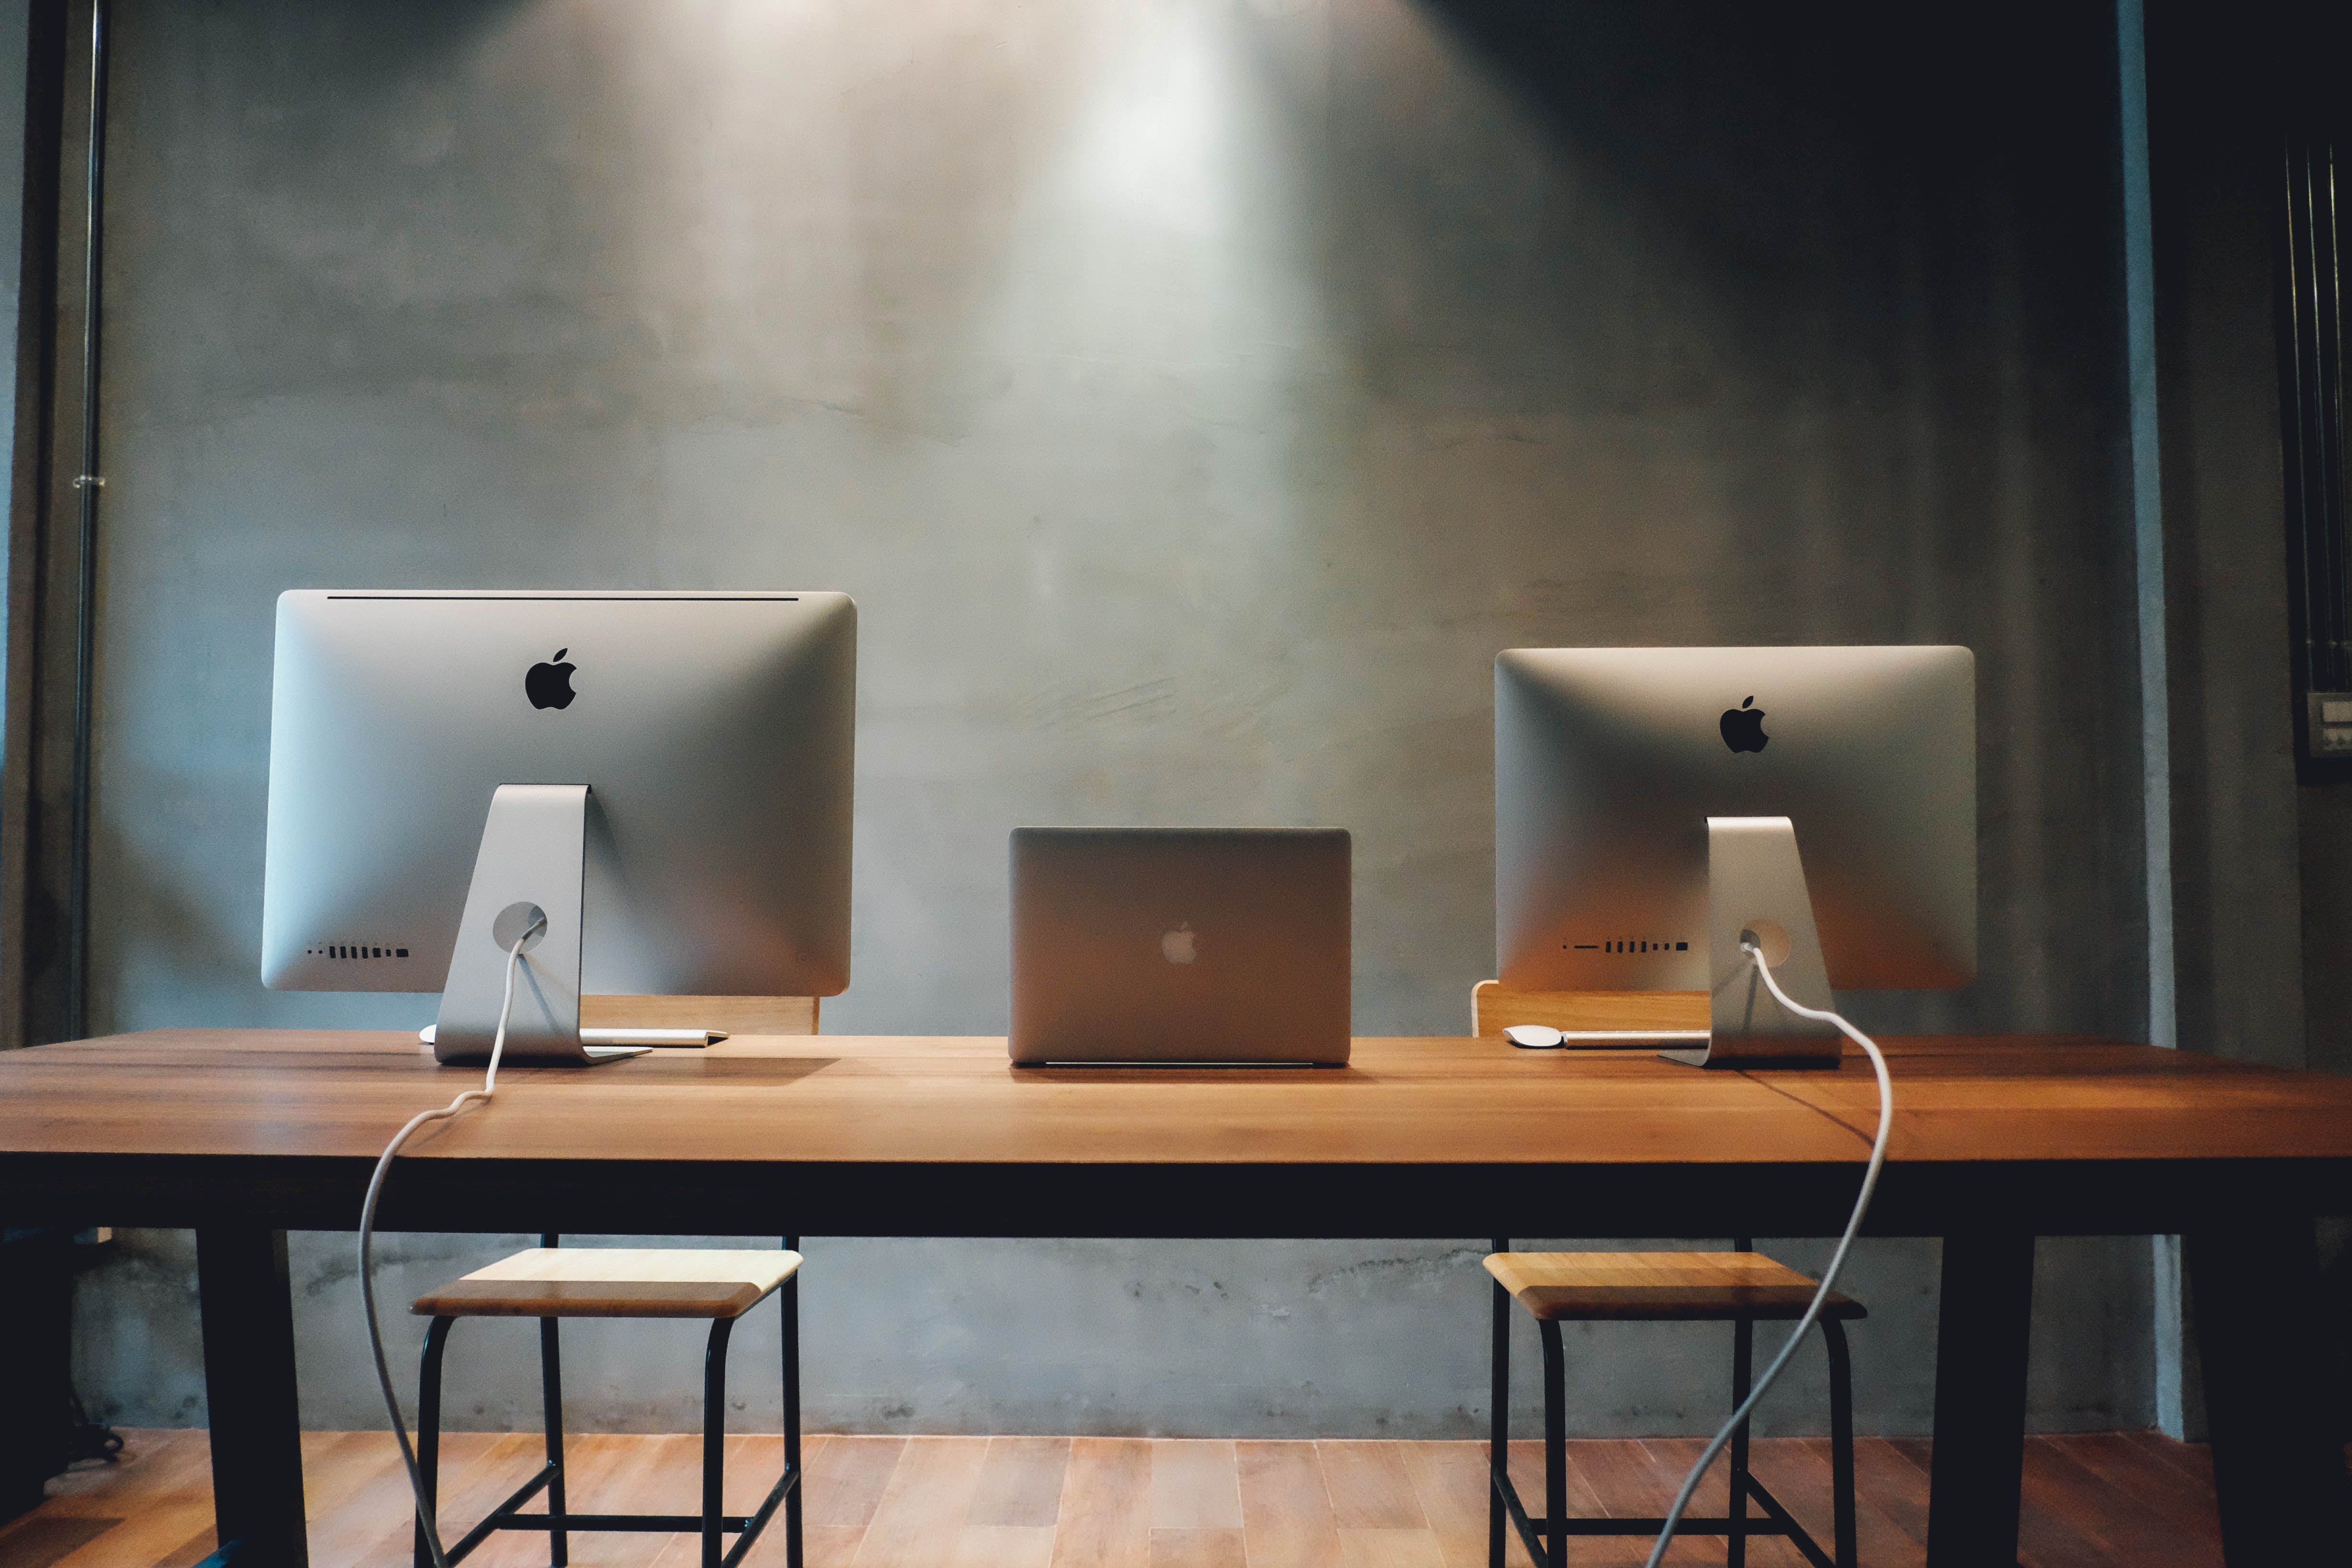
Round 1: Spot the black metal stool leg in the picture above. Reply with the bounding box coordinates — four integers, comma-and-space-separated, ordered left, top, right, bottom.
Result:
704, 1315, 736, 1568
538, 1234, 564, 1568
1821, 1318, 1856, 1568
1729, 1314, 1753, 1568
540, 1317, 567, 1568
416, 1317, 453, 1568
1489, 1237, 1509, 1568
784, 1235, 804, 1568
1538, 1319, 1565, 1568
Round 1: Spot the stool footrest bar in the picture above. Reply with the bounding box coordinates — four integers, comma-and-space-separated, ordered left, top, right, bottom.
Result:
1525, 1517, 1803, 1536
495, 1513, 757, 1532
1490, 1462, 1834, 1566
458, 1459, 797, 1564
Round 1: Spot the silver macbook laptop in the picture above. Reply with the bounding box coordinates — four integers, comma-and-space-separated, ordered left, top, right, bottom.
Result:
1009, 827, 1352, 1066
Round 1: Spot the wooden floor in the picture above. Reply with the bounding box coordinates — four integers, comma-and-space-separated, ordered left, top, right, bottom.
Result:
0, 1428, 2227, 1568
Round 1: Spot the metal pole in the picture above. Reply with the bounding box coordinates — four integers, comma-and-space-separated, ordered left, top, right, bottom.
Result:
63, 0, 107, 1040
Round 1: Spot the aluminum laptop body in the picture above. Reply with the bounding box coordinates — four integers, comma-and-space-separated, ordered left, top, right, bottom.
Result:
1009, 828, 1352, 1066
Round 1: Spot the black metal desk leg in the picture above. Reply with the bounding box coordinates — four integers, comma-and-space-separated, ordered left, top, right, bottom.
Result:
1923, 1231, 2033, 1568
2186, 1219, 2352, 1565
196, 1227, 310, 1568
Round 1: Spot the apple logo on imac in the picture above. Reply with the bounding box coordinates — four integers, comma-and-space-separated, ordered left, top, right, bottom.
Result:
1161, 923, 1197, 965
526, 649, 578, 710
1720, 695, 1768, 753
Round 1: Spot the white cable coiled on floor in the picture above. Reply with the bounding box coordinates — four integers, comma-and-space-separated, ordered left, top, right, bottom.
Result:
357, 916, 540, 1568
1645, 938, 1894, 1568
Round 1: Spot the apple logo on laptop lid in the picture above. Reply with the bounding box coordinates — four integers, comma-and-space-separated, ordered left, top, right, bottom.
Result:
1161, 923, 1197, 965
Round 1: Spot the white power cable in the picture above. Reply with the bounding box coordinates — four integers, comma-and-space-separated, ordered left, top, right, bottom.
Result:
1643, 938, 1894, 1568
358, 916, 542, 1568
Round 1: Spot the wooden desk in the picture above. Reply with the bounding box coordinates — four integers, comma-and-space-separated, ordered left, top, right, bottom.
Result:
3, 1030, 2349, 1566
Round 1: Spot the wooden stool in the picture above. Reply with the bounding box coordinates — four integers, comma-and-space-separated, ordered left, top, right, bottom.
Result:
1485, 1244, 1861, 1568
411, 1240, 804, 1568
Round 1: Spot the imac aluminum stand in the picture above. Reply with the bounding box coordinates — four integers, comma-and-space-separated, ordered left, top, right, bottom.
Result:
431, 784, 603, 1065
1660, 816, 1844, 1069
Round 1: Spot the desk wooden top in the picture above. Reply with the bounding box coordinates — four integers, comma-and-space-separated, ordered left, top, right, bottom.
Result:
3, 1030, 2348, 1237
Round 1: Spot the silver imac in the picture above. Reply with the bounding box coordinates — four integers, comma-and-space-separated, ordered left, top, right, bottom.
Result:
262, 590, 856, 1063
1494, 645, 1974, 1066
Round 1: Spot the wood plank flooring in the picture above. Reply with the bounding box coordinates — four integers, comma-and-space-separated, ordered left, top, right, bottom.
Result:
0, 1429, 2230, 1568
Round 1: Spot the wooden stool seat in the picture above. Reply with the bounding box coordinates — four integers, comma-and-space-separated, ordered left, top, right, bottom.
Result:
414, 1248, 803, 1320
1485, 1250, 1866, 1322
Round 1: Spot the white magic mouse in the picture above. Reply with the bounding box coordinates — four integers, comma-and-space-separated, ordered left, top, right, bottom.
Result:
1504, 1024, 1565, 1049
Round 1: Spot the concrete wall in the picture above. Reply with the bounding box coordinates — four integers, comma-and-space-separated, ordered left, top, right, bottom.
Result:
65, 0, 2157, 1436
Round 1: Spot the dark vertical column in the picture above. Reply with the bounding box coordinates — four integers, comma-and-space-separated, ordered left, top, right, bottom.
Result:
195, 1227, 308, 1567
0, 0, 72, 1052
1923, 1231, 2034, 1568
58, 0, 104, 1043
2187, 1219, 2351, 1564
